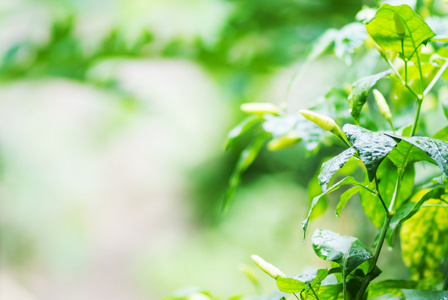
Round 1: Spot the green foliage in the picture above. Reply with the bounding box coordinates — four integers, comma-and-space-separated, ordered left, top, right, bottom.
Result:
348, 70, 392, 124
366, 4, 435, 59
218, 1, 448, 300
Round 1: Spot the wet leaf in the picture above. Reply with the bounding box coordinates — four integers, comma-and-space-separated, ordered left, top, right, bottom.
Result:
343, 124, 397, 181
366, 4, 435, 59
318, 147, 357, 192
348, 70, 391, 124
312, 229, 373, 278
302, 176, 364, 240
276, 269, 328, 294
387, 135, 448, 177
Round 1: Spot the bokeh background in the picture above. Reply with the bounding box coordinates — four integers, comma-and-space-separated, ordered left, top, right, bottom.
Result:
0, 0, 415, 299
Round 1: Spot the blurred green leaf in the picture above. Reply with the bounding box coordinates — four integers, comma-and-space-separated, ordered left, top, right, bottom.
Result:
401, 289, 448, 299
367, 280, 417, 299
226, 116, 263, 150
348, 70, 391, 124
334, 22, 368, 65
401, 195, 448, 284
366, 4, 435, 59
224, 133, 271, 211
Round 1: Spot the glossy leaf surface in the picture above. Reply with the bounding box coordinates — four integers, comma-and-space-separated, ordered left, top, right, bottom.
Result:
318, 147, 356, 192
388, 135, 448, 177
343, 124, 397, 181
366, 4, 435, 59
276, 269, 328, 294
312, 229, 373, 276
348, 70, 391, 124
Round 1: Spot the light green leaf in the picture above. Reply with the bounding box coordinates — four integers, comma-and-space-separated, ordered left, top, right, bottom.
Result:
443, 100, 448, 121
432, 35, 448, 42
312, 229, 373, 277
276, 269, 328, 294
343, 124, 397, 181
367, 280, 417, 299
302, 176, 364, 240
366, 4, 435, 59
401, 289, 448, 299
348, 70, 391, 124
334, 22, 368, 65
387, 187, 445, 246
359, 158, 414, 229
388, 135, 448, 177
224, 133, 270, 211
308, 29, 338, 61
401, 194, 448, 284
226, 116, 263, 150
318, 147, 357, 192
337, 186, 363, 217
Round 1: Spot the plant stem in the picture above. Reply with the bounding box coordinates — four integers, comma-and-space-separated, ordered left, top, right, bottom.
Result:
375, 175, 390, 216
410, 99, 423, 137
424, 59, 448, 96
293, 292, 300, 300
309, 285, 320, 300
355, 214, 392, 300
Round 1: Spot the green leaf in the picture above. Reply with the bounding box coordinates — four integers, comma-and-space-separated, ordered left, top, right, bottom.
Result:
386, 187, 445, 246
276, 269, 328, 293
401, 289, 448, 299
312, 229, 373, 276
226, 116, 263, 150
359, 158, 414, 229
318, 147, 357, 192
337, 186, 363, 217
348, 70, 391, 124
308, 29, 338, 61
367, 280, 418, 298
311, 284, 342, 300
401, 193, 448, 284
302, 176, 365, 240
366, 4, 435, 59
387, 135, 448, 177
224, 133, 270, 211
262, 115, 298, 137
443, 100, 448, 121
343, 124, 397, 181
387, 137, 432, 167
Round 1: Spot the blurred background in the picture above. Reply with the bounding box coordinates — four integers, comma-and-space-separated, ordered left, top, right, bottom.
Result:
0, 0, 421, 299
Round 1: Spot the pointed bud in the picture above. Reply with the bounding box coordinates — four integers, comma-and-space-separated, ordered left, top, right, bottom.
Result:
267, 132, 302, 151
251, 255, 285, 279
300, 110, 338, 132
240, 103, 280, 115
394, 11, 406, 38
373, 89, 392, 122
